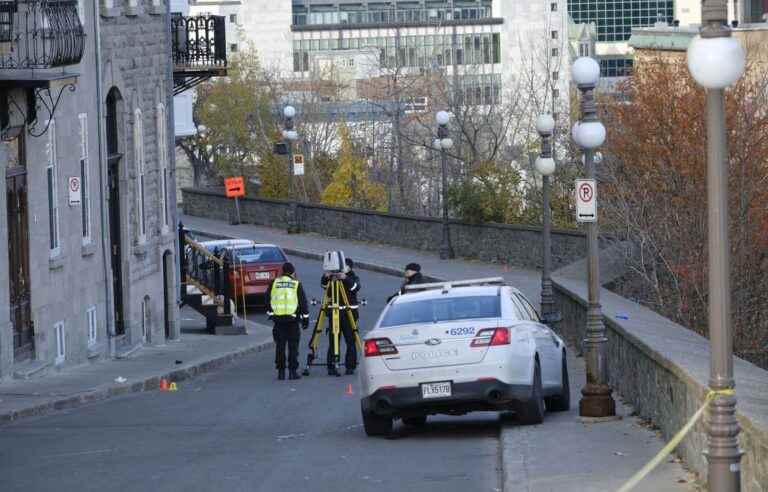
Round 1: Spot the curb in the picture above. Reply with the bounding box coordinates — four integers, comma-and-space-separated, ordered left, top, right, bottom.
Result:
187, 228, 444, 282
499, 424, 531, 492
0, 339, 274, 426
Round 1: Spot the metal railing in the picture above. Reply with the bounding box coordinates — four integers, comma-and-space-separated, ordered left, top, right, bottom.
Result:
0, 0, 85, 69
171, 14, 227, 70
179, 224, 232, 317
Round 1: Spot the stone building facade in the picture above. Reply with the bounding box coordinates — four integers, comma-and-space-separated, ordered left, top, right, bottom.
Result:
0, 0, 180, 380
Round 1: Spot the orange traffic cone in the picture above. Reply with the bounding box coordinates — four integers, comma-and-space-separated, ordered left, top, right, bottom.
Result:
345, 384, 353, 395
159, 379, 169, 391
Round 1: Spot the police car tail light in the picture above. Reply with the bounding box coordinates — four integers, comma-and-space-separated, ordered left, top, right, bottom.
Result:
471, 328, 510, 347
364, 338, 398, 357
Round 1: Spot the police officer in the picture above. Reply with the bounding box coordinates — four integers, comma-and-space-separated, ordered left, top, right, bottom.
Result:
387, 262, 425, 302
321, 258, 361, 376
265, 262, 309, 380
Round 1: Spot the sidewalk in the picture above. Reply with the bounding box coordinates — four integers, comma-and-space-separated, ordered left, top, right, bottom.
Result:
183, 215, 697, 491
0, 312, 273, 425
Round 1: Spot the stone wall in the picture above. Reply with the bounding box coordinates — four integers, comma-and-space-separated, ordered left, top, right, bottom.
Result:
181, 188, 588, 270
552, 276, 768, 491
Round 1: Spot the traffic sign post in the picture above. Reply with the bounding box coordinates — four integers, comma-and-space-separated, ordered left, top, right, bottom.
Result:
224, 177, 245, 225
293, 154, 305, 176
68, 177, 81, 206
575, 178, 596, 223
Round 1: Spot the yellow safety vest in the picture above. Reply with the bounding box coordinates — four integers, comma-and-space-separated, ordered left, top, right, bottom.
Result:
270, 276, 299, 316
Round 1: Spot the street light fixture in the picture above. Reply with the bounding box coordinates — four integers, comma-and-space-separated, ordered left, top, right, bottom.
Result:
283, 105, 299, 234
686, 1, 746, 489
436, 110, 454, 260
535, 114, 560, 326
571, 56, 616, 419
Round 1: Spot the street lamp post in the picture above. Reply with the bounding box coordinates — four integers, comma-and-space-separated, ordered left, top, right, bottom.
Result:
436, 110, 454, 260
282, 105, 299, 234
571, 56, 616, 418
687, 1, 746, 489
535, 114, 560, 325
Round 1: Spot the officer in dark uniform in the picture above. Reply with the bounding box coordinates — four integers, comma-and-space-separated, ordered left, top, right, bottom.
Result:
387, 262, 425, 302
265, 262, 309, 380
321, 258, 361, 376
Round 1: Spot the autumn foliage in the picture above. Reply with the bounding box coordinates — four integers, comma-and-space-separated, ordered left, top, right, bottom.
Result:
602, 53, 768, 365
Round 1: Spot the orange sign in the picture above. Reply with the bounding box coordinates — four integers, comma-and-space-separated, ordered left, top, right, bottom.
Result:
225, 177, 245, 198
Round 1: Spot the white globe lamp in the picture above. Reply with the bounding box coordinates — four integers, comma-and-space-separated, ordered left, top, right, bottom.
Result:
535, 156, 556, 176
440, 138, 453, 150
572, 121, 606, 150
436, 110, 450, 126
283, 105, 297, 119
572, 57, 601, 87
686, 35, 746, 89
536, 114, 555, 135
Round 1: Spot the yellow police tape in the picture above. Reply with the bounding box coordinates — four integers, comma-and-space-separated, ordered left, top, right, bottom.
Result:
616, 388, 736, 492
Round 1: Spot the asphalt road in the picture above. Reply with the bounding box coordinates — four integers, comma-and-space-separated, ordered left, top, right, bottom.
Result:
0, 255, 502, 492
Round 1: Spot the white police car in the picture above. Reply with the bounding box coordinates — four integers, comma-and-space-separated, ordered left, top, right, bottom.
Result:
359, 277, 569, 436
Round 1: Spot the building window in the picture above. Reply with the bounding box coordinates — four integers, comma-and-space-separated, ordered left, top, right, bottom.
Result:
142, 296, 150, 342
552, 71, 559, 80
568, 0, 673, 42
551, 47, 559, 57
55, 321, 66, 364
229, 13, 237, 23
552, 88, 560, 99
86, 306, 97, 346
579, 42, 591, 57
156, 104, 169, 231
551, 2, 557, 12
230, 43, 238, 52
47, 118, 60, 255
600, 58, 634, 77
79, 113, 91, 243
551, 30, 558, 40
134, 108, 146, 241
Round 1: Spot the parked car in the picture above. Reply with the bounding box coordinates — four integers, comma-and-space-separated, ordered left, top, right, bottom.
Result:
197, 239, 288, 307
358, 277, 570, 436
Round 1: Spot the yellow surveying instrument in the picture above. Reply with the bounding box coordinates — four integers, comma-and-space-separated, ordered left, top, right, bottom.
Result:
303, 252, 364, 376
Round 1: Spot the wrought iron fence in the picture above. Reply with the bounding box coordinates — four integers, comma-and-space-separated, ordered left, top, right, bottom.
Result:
0, 0, 85, 69
172, 14, 226, 69
179, 224, 232, 316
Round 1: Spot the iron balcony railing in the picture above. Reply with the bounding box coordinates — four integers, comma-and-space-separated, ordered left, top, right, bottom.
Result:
172, 14, 227, 70
0, 0, 85, 69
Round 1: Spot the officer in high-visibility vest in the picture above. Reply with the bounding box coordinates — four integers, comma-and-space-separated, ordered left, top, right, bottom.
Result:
265, 262, 309, 380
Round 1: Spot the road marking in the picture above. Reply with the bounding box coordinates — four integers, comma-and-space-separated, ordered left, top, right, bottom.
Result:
41, 448, 115, 459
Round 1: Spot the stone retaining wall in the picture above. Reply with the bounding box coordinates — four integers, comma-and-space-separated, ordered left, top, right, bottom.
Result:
181, 188, 588, 270
552, 277, 768, 491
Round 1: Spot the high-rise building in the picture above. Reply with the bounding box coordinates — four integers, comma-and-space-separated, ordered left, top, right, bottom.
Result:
188, 0, 571, 111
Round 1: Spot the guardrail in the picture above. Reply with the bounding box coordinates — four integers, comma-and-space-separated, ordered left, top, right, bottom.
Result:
179, 223, 232, 324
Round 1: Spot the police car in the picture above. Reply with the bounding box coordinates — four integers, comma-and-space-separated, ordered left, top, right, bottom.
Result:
359, 278, 569, 436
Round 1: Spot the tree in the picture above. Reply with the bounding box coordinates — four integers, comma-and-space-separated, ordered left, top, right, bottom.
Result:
321, 125, 387, 211
601, 51, 768, 364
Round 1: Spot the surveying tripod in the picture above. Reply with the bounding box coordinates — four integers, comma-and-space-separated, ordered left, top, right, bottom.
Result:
303, 276, 363, 376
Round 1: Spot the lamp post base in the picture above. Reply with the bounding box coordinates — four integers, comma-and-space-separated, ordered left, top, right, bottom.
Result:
286, 203, 300, 234
439, 244, 454, 260
579, 384, 617, 418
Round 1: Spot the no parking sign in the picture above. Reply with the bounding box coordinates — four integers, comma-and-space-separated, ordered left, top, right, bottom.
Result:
68, 177, 81, 206
575, 179, 596, 223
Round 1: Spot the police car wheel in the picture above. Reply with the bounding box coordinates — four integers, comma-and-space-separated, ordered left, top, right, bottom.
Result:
361, 403, 393, 437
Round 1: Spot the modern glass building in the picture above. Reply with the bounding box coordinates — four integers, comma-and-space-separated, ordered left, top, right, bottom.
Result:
289, 0, 505, 105
568, 0, 674, 77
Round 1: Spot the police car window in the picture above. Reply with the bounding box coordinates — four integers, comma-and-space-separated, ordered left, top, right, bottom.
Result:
379, 296, 500, 327
232, 246, 286, 263
515, 294, 540, 322
509, 294, 530, 321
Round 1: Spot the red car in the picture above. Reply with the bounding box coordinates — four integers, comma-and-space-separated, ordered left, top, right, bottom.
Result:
218, 241, 288, 307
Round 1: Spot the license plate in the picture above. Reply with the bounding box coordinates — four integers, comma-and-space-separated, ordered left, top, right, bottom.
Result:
421, 381, 452, 399
249, 272, 271, 280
